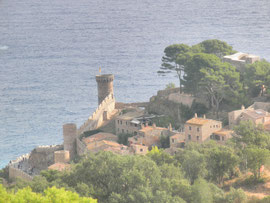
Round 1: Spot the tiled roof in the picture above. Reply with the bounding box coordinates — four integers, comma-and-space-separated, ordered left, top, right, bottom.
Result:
139, 126, 166, 132
48, 163, 70, 171
213, 129, 233, 136
186, 118, 210, 125
171, 133, 184, 139
83, 132, 117, 144
87, 140, 123, 150
242, 109, 269, 119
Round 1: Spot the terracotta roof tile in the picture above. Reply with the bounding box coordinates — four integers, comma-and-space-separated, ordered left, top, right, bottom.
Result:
139, 126, 167, 132
186, 118, 209, 125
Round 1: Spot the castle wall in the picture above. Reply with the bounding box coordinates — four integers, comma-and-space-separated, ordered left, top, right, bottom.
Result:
76, 137, 87, 156
28, 145, 63, 171
9, 166, 33, 182
77, 93, 115, 136
54, 150, 70, 163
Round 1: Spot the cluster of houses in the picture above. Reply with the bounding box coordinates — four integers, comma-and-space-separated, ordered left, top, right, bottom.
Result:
49, 103, 270, 172
74, 104, 270, 158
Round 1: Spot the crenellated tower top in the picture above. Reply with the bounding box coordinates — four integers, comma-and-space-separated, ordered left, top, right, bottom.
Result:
96, 74, 114, 105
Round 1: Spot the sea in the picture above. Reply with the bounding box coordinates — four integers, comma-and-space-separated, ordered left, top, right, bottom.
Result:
0, 0, 270, 168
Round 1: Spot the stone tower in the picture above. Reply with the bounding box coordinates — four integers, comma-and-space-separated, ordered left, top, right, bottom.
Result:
96, 74, 114, 105
63, 123, 77, 160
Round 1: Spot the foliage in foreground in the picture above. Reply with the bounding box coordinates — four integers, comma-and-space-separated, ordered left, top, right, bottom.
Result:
6, 122, 270, 202
0, 184, 96, 203
10, 148, 251, 203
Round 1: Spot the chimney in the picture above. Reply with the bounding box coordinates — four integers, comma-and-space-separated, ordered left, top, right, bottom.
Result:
241, 105, 245, 110
203, 114, 206, 119
194, 113, 197, 118
168, 123, 172, 131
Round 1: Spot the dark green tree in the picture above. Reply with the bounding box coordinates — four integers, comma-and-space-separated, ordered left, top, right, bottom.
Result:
191, 39, 236, 57
176, 150, 206, 184
161, 44, 191, 93
200, 61, 241, 118
245, 146, 270, 179
244, 60, 270, 97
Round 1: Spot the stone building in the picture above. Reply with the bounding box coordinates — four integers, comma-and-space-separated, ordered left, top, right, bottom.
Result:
170, 133, 185, 148
228, 105, 270, 129
130, 144, 148, 155
223, 52, 260, 72
211, 129, 233, 144
115, 108, 145, 135
128, 124, 170, 147
184, 114, 222, 144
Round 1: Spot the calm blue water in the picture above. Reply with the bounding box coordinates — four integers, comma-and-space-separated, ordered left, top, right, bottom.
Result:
1, 0, 270, 168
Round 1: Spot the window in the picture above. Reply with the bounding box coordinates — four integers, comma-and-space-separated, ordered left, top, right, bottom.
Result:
189, 126, 192, 130
126, 122, 128, 125
120, 121, 122, 125
172, 138, 175, 143
134, 131, 137, 135
122, 129, 124, 133
117, 120, 119, 124
216, 125, 218, 128
188, 134, 191, 140
135, 124, 138, 127
213, 125, 215, 128
222, 136, 224, 141
126, 130, 128, 133
118, 128, 120, 132
197, 127, 199, 132
210, 126, 212, 128
140, 148, 143, 152
197, 136, 199, 141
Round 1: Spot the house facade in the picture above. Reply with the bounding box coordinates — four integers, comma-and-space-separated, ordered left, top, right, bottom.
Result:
228, 106, 270, 129
184, 114, 222, 144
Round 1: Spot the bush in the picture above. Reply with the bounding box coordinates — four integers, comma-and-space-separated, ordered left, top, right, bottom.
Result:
165, 83, 176, 89
117, 133, 133, 145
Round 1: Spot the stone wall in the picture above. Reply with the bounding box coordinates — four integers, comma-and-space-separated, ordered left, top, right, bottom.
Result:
28, 145, 63, 171
76, 137, 87, 156
147, 89, 209, 125
77, 93, 115, 136
9, 166, 33, 182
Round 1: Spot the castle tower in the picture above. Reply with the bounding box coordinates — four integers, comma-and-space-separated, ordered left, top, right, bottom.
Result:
96, 74, 114, 105
63, 123, 77, 160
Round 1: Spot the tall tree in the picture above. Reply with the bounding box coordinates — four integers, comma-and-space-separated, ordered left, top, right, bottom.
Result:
206, 146, 239, 185
180, 53, 220, 96
176, 150, 207, 184
245, 146, 270, 179
161, 44, 190, 93
200, 62, 241, 118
